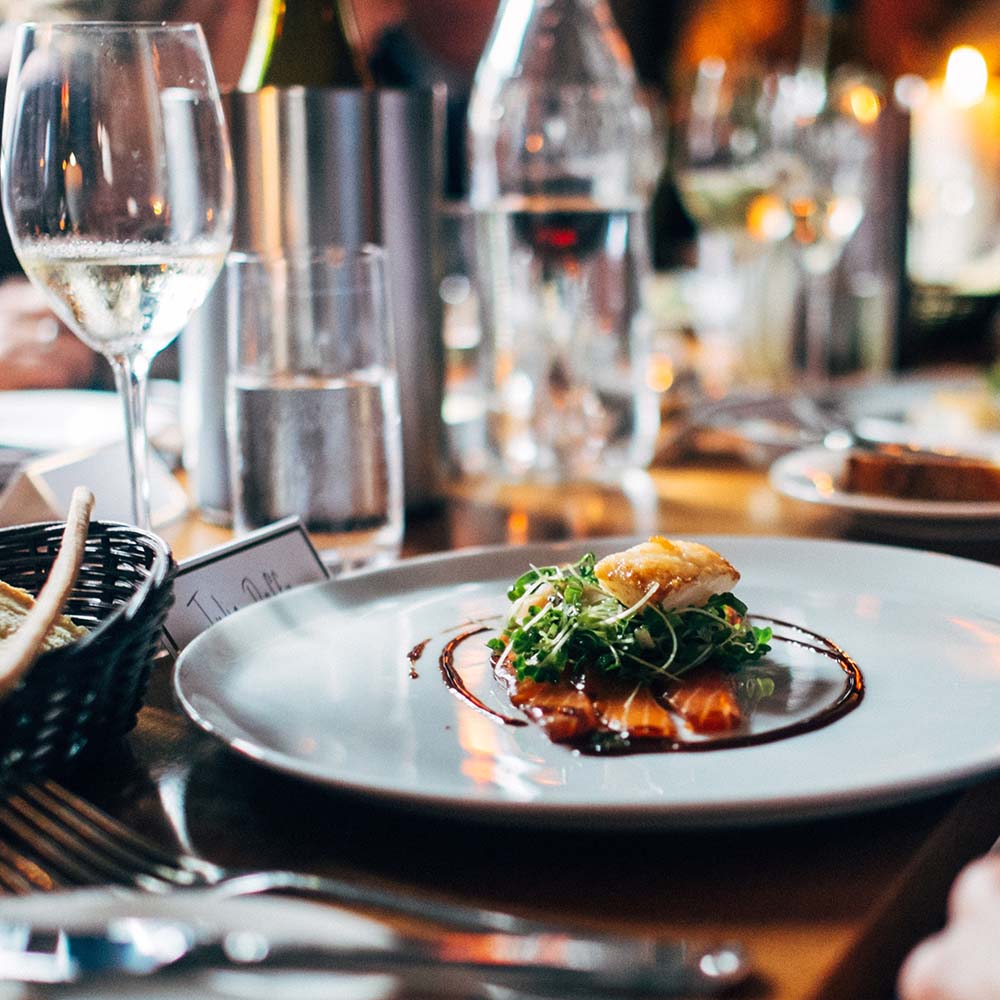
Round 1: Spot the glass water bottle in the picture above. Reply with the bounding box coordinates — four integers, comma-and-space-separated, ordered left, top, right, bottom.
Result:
467, 0, 662, 481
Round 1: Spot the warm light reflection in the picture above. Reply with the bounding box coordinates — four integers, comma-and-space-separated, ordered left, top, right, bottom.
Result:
507, 509, 529, 545
826, 196, 864, 240
854, 594, 882, 620
894, 74, 929, 110
746, 192, 791, 242
458, 713, 501, 786
645, 353, 675, 393
524, 133, 543, 153
944, 46, 989, 107
812, 471, 835, 495
846, 84, 882, 125
948, 617, 1000, 652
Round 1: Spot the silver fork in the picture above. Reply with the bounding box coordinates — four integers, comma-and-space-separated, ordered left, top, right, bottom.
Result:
0, 783, 754, 995
0, 781, 588, 934
0, 780, 537, 930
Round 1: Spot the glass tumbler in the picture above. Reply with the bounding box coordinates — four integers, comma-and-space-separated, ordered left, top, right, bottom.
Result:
226, 245, 404, 573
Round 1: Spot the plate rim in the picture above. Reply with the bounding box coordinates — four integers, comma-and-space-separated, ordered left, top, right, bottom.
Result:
173, 534, 1000, 828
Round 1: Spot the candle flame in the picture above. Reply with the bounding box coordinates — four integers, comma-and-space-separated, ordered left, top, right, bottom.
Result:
944, 46, 988, 107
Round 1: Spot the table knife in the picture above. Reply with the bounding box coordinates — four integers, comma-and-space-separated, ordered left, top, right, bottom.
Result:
0, 891, 749, 996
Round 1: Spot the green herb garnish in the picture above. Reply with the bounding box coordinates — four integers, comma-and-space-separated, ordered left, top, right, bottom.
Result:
488, 553, 771, 684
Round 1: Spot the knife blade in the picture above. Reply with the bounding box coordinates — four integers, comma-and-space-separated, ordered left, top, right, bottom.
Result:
0, 890, 749, 996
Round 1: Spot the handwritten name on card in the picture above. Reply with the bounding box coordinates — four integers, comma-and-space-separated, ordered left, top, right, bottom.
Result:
162, 518, 329, 652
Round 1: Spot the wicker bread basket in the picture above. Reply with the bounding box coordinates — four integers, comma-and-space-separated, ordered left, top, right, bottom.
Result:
0, 519, 175, 787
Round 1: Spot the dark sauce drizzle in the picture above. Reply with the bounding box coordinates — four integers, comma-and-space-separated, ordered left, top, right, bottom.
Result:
438, 627, 527, 726
407, 638, 431, 679
436, 616, 863, 754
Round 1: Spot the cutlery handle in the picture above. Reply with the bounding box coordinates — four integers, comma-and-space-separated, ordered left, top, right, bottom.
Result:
213, 869, 575, 934
180, 934, 749, 996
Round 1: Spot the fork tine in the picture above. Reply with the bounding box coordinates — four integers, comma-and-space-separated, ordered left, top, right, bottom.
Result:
0, 839, 61, 894
0, 858, 34, 895
0, 797, 123, 886
32, 782, 199, 873
22, 783, 202, 887
0, 791, 192, 891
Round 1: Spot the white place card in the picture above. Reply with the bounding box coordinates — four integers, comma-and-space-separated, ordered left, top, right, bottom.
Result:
0, 440, 188, 529
162, 517, 330, 653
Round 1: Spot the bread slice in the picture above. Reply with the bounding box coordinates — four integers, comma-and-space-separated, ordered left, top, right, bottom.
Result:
843, 449, 1000, 502
0, 580, 88, 652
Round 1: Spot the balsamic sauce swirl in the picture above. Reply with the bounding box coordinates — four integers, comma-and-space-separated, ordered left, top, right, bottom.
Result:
432, 617, 863, 754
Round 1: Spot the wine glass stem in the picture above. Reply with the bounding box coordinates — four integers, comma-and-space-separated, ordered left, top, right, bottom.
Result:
802, 265, 835, 389
111, 353, 152, 531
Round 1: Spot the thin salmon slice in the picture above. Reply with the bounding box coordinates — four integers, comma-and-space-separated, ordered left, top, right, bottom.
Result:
508, 677, 599, 743
668, 669, 741, 733
585, 674, 676, 739
494, 656, 599, 744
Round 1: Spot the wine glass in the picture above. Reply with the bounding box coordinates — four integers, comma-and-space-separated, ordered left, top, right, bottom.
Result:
765, 70, 879, 385
0, 22, 234, 529
671, 58, 795, 390
673, 58, 789, 253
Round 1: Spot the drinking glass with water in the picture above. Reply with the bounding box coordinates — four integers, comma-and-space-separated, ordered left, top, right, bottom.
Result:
226, 246, 404, 573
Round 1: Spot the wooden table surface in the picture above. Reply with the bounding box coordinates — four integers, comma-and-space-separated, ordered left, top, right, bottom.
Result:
66, 457, 1000, 1000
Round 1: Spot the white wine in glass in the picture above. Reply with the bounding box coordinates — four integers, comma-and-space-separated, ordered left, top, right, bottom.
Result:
1, 22, 234, 529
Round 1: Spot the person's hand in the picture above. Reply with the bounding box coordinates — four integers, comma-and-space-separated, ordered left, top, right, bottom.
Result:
0, 278, 97, 390
898, 854, 1000, 1000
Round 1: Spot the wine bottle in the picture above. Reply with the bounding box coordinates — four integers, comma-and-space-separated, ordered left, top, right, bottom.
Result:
238, 0, 372, 91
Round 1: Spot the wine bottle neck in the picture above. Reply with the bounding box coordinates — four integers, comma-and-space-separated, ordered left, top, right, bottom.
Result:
799, 5, 857, 74
238, 0, 371, 91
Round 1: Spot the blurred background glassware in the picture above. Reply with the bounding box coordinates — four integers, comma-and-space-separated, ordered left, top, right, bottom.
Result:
673, 59, 786, 256
226, 245, 404, 574
667, 0, 900, 402
904, 46, 1000, 366
0, 21, 234, 530
670, 56, 795, 392
181, 0, 444, 524
767, 1, 884, 387
466, 0, 663, 482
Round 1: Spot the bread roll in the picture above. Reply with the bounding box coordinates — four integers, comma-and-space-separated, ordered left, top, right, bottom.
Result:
0, 580, 87, 652
843, 449, 1000, 502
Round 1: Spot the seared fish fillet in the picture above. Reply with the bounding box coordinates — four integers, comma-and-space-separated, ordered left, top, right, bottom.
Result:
594, 536, 739, 610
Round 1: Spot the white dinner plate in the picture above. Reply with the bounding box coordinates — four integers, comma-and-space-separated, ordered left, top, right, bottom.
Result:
175, 536, 1000, 828
0, 387, 177, 455
769, 446, 1000, 539
854, 415, 1000, 460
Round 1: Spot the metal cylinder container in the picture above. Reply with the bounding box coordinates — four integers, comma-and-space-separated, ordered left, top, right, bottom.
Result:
180, 86, 445, 521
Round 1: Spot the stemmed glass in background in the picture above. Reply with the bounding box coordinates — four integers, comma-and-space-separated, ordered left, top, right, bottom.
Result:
1, 22, 234, 529
671, 58, 796, 390
672, 58, 878, 392
767, 68, 879, 386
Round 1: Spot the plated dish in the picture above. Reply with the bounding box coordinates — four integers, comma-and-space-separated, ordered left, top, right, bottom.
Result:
692, 371, 1000, 463
175, 536, 1000, 827
850, 372, 1000, 458
770, 446, 1000, 538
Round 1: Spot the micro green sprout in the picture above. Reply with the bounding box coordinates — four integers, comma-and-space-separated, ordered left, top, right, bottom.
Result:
487, 553, 771, 684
